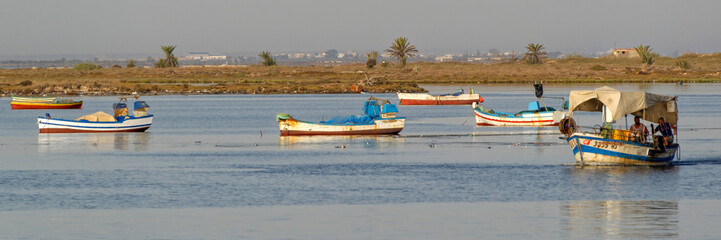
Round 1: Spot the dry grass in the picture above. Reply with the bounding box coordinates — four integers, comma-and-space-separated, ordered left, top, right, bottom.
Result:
2, 54, 720, 96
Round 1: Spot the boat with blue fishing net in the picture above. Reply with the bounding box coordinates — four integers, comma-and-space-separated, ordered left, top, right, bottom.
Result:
37, 96, 153, 133
562, 86, 679, 165
277, 97, 405, 136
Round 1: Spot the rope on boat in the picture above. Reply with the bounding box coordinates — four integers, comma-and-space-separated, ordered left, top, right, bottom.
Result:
461, 110, 474, 126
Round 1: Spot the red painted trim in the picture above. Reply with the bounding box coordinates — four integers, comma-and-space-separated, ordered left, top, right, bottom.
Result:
475, 112, 558, 126
39, 126, 150, 133
11, 102, 83, 110
280, 127, 403, 136
400, 99, 481, 105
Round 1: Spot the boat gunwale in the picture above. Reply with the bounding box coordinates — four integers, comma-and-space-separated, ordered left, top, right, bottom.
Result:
568, 132, 678, 164
282, 117, 406, 126
38, 114, 154, 124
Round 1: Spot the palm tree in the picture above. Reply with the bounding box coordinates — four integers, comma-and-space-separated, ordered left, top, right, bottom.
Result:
366, 51, 378, 68
157, 45, 178, 68
523, 43, 547, 64
258, 51, 276, 66
385, 37, 418, 68
634, 44, 656, 65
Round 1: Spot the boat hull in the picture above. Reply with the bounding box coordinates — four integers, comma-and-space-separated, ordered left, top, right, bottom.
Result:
37, 116, 153, 133
397, 93, 482, 105
279, 118, 405, 136
568, 133, 677, 166
474, 108, 559, 126
11, 101, 83, 110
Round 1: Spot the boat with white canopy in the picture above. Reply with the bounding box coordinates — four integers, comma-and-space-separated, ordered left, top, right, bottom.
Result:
562, 86, 679, 165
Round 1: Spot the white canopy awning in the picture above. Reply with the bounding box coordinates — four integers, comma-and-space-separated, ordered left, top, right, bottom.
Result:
568, 86, 678, 124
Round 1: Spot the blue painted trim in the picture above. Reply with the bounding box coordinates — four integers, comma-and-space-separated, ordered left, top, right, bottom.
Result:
474, 108, 554, 119
568, 134, 653, 148
39, 114, 154, 124
569, 135, 677, 163
41, 121, 152, 129
299, 117, 406, 126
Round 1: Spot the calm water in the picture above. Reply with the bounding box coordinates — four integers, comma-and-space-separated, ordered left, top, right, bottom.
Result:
1, 83, 720, 239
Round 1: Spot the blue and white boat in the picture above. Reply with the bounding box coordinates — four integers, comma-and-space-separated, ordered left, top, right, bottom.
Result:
37, 96, 153, 133
473, 101, 565, 126
564, 86, 679, 166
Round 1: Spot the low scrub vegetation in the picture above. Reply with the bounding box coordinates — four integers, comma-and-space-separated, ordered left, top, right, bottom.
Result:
590, 65, 607, 71
72, 63, 101, 71
2, 54, 720, 96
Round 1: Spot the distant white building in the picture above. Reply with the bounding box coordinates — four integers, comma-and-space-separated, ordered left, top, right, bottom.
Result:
292, 53, 308, 59
611, 49, 639, 58
184, 52, 227, 61
435, 54, 455, 62
467, 57, 485, 62
344, 51, 358, 58
203, 55, 227, 60
187, 52, 209, 60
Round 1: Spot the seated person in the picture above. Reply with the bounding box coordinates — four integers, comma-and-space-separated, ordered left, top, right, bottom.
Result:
653, 117, 677, 145
628, 116, 649, 142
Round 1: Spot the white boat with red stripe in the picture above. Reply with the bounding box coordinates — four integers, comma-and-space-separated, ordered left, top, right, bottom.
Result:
473, 101, 566, 127
397, 88, 483, 105
37, 96, 153, 133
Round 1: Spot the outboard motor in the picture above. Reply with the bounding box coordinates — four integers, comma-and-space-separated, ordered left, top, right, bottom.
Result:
652, 135, 666, 153
134, 101, 150, 117
534, 83, 543, 98
113, 102, 128, 118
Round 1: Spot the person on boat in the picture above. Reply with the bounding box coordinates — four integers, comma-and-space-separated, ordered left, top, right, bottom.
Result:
628, 116, 648, 143
653, 117, 677, 146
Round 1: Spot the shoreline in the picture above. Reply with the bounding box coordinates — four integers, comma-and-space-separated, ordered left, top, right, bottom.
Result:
1, 81, 716, 98
1, 57, 720, 96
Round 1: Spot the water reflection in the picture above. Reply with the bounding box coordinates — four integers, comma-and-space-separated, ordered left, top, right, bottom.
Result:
278, 135, 405, 149
568, 166, 678, 197
562, 200, 678, 239
567, 165, 678, 182
37, 132, 151, 153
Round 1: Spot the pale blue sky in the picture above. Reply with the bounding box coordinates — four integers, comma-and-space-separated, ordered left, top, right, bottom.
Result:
2, 0, 720, 57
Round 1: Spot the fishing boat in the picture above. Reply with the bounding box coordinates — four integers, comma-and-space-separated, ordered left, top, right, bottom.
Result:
37, 96, 152, 133
277, 97, 405, 136
563, 86, 679, 166
473, 84, 567, 126
473, 101, 566, 126
397, 88, 483, 105
10, 95, 83, 109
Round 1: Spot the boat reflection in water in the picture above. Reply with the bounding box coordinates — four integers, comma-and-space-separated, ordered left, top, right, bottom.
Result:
37, 132, 151, 153
562, 165, 679, 239
279, 135, 404, 149
562, 200, 678, 239
567, 164, 679, 183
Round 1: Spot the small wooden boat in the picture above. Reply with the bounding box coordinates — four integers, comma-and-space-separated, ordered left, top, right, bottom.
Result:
277, 97, 405, 136
10, 95, 82, 109
397, 88, 483, 105
473, 101, 566, 126
37, 96, 152, 133
563, 86, 679, 165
